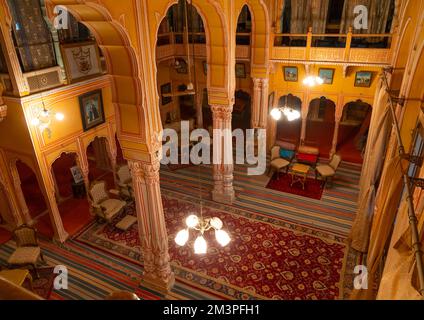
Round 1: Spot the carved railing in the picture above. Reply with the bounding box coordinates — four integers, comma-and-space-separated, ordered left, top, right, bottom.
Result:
273, 27, 393, 65
156, 32, 251, 61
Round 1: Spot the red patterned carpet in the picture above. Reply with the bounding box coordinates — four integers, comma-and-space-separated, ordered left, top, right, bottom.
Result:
22, 267, 55, 299
76, 191, 345, 300
266, 173, 325, 200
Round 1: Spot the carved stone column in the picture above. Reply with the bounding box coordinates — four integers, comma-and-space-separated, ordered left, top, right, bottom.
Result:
331, 113, 343, 157
211, 105, 235, 204
45, 187, 69, 243
129, 160, 175, 293
251, 78, 261, 128
259, 78, 269, 129
10, 164, 32, 225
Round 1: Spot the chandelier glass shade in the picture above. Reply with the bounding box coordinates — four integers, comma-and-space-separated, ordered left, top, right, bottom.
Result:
30, 103, 64, 138
303, 75, 324, 87
175, 215, 231, 254
270, 106, 301, 122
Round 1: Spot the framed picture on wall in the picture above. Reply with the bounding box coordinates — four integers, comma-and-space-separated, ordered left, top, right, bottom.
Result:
354, 71, 373, 87
176, 58, 188, 74
268, 92, 275, 113
60, 41, 102, 83
70, 166, 84, 184
235, 63, 246, 78
79, 89, 105, 132
283, 66, 298, 82
161, 83, 172, 106
318, 68, 335, 84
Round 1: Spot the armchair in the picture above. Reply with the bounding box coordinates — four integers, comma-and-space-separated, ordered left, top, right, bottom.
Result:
116, 165, 134, 200
315, 154, 342, 188
89, 181, 126, 223
268, 146, 291, 179
7, 225, 45, 278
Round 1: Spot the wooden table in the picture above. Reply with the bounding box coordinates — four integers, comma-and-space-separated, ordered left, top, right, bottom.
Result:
289, 163, 311, 190
0, 269, 33, 290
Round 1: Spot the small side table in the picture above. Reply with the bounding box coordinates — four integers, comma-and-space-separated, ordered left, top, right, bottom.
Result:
72, 181, 86, 199
289, 163, 311, 190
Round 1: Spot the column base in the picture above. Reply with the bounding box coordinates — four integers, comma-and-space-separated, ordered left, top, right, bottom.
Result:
212, 189, 235, 204
141, 271, 175, 294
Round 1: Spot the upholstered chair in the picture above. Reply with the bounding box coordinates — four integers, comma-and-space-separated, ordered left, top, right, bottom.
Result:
89, 181, 126, 223
268, 146, 291, 178
116, 165, 134, 200
7, 225, 45, 278
315, 154, 342, 188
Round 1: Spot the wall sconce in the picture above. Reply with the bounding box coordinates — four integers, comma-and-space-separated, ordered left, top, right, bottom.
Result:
30, 102, 64, 138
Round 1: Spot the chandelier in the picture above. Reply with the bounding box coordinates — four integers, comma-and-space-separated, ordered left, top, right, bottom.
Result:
302, 75, 324, 87
270, 96, 301, 121
30, 100, 64, 138
175, 214, 231, 254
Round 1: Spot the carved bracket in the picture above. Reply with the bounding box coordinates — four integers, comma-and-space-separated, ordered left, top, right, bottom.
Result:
0, 104, 6, 122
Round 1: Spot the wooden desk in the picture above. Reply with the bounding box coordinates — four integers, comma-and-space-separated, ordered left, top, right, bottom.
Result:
289, 163, 310, 190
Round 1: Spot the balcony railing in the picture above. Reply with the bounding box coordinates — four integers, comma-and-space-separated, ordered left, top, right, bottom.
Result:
273, 28, 393, 65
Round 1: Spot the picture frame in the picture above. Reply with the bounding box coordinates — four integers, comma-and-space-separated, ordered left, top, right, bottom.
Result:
235, 63, 246, 78
161, 83, 172, 106
203, 61, 207, 75
318, 68, 335, 85
70, 166, 84, 184
60, 41, 102, 83
354, 71, 373, 87
78, 89, 105, 132
283, 66, 298, 82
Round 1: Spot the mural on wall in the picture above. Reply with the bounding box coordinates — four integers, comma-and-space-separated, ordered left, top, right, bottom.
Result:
79, 89, 105, 131
61, 42, 102, 83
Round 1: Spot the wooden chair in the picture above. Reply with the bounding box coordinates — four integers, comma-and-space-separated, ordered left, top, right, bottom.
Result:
7, 225, 45, 278
88, 181, 126, 224
116, 165, 134, 200
268, 146, 291, 178
315, 154, 342, 188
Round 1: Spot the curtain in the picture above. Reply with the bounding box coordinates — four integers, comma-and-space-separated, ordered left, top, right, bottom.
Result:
377, 197, 423, 299
93, 138, 111, 171
349, 80, 391, 252
289, 0, 329, 34
311, 0, 330, 34
340, 0, 391, 34
350, 155, 405, 299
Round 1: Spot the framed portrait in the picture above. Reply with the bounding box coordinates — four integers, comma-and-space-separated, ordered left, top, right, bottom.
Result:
355, 71, 373, 87
203, 61, 207, 75
79, 89, 105, 132
70, 166, 84, 184
176, 58, 188, 74
60, 41, 102, 83
284, 66, 298, 82
319, 68, 335, 84
161, 83, 172, 106
268, 92, 275, 113
235, 63, 246, 78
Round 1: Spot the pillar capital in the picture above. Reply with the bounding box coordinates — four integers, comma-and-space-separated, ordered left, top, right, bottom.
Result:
211, 104, 233, 122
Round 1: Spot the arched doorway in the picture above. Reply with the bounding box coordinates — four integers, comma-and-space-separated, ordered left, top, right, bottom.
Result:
338, 100, 372, 163
233, 90, 252, 131
305, 97, 336, 157
236, 5, 252, 45
49, 152, 92, 237
276, 94, 302, 145
16, 160, 48, 221
0, 183, 13, 243
156, 1, 206, 132
87, 137, 115, 190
